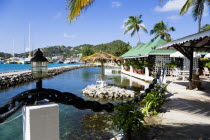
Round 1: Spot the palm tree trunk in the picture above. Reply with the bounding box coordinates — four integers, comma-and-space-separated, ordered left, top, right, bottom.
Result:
137, 31, 141, 44
198, 3, 204, 32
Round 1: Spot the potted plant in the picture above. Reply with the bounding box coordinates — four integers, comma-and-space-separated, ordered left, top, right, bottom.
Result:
123, 61, 131, 71
165, 61, 177, 75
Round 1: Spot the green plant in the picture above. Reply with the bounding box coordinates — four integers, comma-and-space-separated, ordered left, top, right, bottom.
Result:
123, 61, 131, 67
166, 60, 177, 68
205, 61, 210, 69
141, 85, 165, 116
113, 103, 146, 139
130, 60, 143, 69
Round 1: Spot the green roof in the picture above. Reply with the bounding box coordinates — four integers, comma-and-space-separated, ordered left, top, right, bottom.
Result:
120, 39, 175, 58
120, 43, 145, 57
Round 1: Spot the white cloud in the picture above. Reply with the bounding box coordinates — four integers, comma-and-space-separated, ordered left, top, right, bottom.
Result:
54, 12, 62, 19
154, 0, 187, 12
112, 1, 122, 8
167, 15, 182, 21
64, 33, 76, 39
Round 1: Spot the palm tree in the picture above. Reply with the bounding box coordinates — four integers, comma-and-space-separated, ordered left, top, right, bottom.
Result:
180, 0, 209, 32
67, 0, 94, 22
201, 24, 210, 31
150, 20, 175, 42
124, 15, 148, 44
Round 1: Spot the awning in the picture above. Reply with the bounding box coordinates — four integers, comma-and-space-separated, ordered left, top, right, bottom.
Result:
154, 30, 210, 52
170, 51, 201, 58
204, 53, 210, 58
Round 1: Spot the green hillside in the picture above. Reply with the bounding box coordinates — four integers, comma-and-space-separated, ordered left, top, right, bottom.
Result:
17, 40, 131, 58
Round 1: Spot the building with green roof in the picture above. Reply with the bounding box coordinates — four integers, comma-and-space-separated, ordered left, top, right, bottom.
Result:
121, 38, 176, 58
120, 38, 203, 78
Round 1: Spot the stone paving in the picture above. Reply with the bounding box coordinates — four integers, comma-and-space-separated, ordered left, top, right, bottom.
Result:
155, 76, 210, 139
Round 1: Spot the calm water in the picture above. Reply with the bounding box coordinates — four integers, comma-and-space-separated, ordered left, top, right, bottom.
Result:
0, 63, 80, 73
0, 67, 145, 140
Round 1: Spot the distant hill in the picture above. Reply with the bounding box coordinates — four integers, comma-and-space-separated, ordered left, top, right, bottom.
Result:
17, 40, 131, 58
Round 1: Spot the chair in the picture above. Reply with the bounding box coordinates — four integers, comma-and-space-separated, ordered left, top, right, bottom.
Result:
193, 68, 199, 75
95, 74, 106, 87
204, 67, 209, 76
171, 68, 181, 80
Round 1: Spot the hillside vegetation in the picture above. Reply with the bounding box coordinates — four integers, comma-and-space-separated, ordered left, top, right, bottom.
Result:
17, 40, 131, 58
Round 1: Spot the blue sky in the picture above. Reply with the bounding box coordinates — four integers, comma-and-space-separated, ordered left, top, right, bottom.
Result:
0, 0, 209, 53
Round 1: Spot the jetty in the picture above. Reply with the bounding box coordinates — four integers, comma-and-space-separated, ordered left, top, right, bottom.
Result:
0, 64, 98, 90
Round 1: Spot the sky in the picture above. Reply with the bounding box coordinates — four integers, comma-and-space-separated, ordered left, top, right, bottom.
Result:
0, 0, 209, 53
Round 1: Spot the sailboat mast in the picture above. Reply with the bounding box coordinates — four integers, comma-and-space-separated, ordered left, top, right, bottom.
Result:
13, 40, 15, 58
28, 24, 32, 58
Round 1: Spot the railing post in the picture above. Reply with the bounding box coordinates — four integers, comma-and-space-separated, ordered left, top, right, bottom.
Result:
145, 67, 149, 80
130, 66, 133, 73
23, 103, 59, 140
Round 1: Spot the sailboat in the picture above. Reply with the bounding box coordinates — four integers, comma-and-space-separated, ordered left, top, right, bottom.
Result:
21, 24, 32, 64
7, 40, 18, 64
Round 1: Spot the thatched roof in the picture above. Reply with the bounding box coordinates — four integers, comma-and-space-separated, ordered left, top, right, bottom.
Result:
81, 52, 123, 62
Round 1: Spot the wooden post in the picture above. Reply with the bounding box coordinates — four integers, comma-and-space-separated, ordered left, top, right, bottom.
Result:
23, 103, 59, 140
188, 48, 194, 89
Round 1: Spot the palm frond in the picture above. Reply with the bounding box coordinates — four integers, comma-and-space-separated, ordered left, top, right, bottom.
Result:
151, 33, 160, 42
166, 27, 175, 31
140, 25, 148, 33
67, 0, 94, 22
130, 29, 136, 37
124, 25, 134, 34
192, 0, 205, 21
180, 0, 194, 15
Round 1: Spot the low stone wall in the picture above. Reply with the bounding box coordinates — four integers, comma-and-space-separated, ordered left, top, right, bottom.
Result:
0, 64, 96, 90
82, 84, 135, 99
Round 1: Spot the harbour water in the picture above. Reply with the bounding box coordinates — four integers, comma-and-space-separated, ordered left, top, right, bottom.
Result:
0, 67, 146, 140
0, 63, 80, 73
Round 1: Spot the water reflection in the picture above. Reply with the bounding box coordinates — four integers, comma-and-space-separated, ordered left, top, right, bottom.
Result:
0, 67, 149, 140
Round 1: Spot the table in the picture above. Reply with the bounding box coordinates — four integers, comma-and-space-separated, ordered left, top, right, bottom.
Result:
178, 70, 189, 81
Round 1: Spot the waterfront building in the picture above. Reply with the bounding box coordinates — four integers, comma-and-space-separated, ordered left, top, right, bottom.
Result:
120, 38, 205, 81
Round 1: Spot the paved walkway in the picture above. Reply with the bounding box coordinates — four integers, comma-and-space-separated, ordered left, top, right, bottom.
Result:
155, 77, 210, 139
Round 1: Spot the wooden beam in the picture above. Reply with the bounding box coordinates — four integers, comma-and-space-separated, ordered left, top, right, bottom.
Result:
174, 45, 191, 59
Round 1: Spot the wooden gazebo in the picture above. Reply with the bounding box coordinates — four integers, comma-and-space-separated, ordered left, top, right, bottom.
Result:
154, 30, 210, 89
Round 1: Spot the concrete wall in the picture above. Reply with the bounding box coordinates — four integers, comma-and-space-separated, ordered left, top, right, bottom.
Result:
23, 103, 59, 140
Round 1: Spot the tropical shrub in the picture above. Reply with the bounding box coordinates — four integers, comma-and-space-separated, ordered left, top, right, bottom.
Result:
141, 85, 165, 116
123, 61, 131, 67
166, 60, 177, 68
112, 103, 146, 139
130, 60, 143, 69
204, 60, 210, 69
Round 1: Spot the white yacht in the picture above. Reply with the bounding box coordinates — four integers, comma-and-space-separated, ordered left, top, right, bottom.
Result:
20, 57, 31, 64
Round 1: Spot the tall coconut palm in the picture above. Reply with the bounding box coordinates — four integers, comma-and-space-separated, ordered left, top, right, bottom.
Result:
201, 24, 210, 31
81, 52, 123, 80
124, 15, 148, 44
150, 20, 175, 42
180, 0, 209, 32
67, 0, 94, 22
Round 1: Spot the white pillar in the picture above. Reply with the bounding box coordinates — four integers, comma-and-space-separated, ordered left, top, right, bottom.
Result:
145, 67, 149, 80
130, 66, 133, 73
23, 103, 59, 140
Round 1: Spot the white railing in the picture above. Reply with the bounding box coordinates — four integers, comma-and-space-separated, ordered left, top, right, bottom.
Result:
121, 65, 154, 81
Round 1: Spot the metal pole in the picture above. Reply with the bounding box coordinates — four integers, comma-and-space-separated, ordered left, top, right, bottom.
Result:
36, 79, 42, 89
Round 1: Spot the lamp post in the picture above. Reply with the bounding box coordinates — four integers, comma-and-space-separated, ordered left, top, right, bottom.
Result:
31, 48, 48, 89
